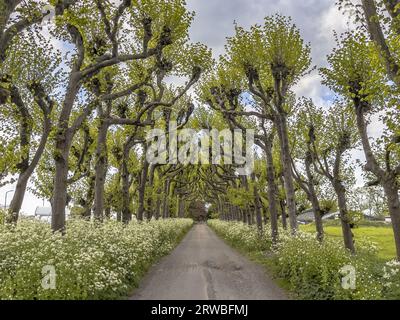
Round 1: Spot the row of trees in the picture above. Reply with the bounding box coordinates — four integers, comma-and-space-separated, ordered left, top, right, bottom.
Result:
0, 0, 211, 230
197, 1, 400, 260
0, 0, 399, 261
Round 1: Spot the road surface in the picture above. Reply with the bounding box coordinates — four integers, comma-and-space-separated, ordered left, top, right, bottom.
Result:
130, 223, 288, 300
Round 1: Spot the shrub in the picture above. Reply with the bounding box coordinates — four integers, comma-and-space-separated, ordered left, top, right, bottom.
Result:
0, 209, 5, 225
208, 220, 272, 252
382, 260, 400, 299
274, 232, 383, 300
0, 218, 193, 300
208, 219, 398, 300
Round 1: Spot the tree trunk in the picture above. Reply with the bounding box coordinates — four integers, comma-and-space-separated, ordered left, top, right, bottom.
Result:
121, 159, 132, 224
137, 159, 149, 221
6, 175, 29, 223
334, 182, 356, 254
146, 165, 156, 221
252, 174, 263, 233
51, 70, 82, 232
280, 199, 288, 230
105, 206, 111, 219
355, 105, 400, 259
383, 179, 400, 260
246, 206, 252, 225
263, 207, 268, 224
265, 138, 279, 243
276, 115, 298, 233
52, 141, 70, 233
361, 0, 400, 86
83, 174, 95, 219
177, 194, 185, 218
240, 208, 246, 224
7, 89, 52, 222
310, 194, 324, 243
162, 179, 170, 218
93, 120, 109, 221
304, 157, 324, 242
155, 188, 161, 220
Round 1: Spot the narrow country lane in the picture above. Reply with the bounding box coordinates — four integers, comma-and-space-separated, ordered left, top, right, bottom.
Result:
130, 223, 288, 300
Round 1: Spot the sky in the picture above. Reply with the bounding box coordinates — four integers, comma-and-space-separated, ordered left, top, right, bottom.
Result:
0, 0, 372, 215
186, 0, 351, 105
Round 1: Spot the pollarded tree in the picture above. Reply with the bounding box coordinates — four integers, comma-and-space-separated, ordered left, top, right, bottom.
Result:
255, 121, 280, 242
321, 32, 400, 259
338, 0, 400, 85
356, 0, 400, 86
290, 99, 326, 242
307, 103, 358, 254
220, 15, 313, 233
0, 32, 61, 222
46, 0, 206, 231
199, 62, 282, 241
0, 0, 78, 62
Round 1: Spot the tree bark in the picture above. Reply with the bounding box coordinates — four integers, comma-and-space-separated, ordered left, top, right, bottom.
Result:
355, 105, 400, 259
7, 177, 28, 222
276, 115, 298, 233
265, 137, 279, 244
334, 181, 356, 254
304, 156, 324, 242
83, 174, 95, 219
93, 120, 109, 221
121, 155, 132, 223
361, 0, 400, 86
177, 194, 185, 218
137, 158, 149, 221
280, 199, 288, 230
7, 84, 52, 222
252, 176, 263, 233
241, 208, 247, 224
383, 181, 400, 259
51, 69, 82, 232
155, 190, 161, 220
52, 136, 71, 233
162, 179, 170, 219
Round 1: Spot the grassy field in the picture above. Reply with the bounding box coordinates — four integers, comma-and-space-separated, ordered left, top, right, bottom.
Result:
300, 223, 396, 261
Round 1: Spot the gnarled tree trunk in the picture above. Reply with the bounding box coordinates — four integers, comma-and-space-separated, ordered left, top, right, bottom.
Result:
276, 115, 298, 233
93, 120, 109, 221
137, 158, 149, 221
355, 105, 400, 259
334, 181, 355, 254
162, 179, 170, 219
265, 137, 279, 244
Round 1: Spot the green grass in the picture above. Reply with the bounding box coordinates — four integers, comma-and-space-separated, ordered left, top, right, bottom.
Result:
300, 223, 396, 261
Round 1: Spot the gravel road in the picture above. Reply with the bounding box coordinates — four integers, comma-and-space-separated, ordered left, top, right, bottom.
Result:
130, 223, 288, 300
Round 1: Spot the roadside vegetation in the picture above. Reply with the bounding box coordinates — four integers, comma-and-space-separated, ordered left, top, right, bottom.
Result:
0, 218, 193, 299
300, 222, 396, 261
208, 220, 400, 300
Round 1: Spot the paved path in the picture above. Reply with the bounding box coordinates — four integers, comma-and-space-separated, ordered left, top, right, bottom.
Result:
130, 223, 288, 300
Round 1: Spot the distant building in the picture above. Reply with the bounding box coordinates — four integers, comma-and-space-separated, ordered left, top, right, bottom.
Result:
297, 209, 339, 225
34, 207, 51, 221
385, 216, 392, 224
362, 210, 385, 222
296, 209, 315, 224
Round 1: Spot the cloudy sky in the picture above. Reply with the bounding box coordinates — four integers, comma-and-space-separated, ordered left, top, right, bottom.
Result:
186, 0, 350, 105
0, 0, 366, 215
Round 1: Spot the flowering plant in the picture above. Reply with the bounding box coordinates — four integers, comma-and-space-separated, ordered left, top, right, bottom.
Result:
208, 219, 397, 300
0, 218, 193, 300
